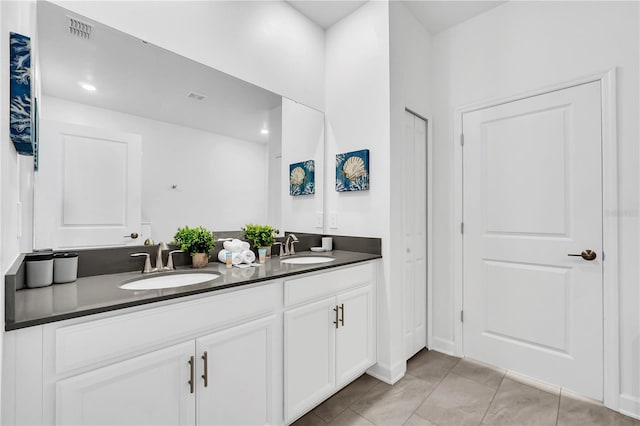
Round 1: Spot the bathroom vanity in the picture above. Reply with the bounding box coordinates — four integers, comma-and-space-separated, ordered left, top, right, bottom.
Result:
3, 252, 380, 425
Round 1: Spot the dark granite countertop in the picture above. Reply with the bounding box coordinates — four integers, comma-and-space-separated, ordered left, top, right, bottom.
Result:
6, 250, 381, 331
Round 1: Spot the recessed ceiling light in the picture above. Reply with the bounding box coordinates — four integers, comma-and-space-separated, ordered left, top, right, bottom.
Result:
261, 128, 269, 135
79, 82, 96, 92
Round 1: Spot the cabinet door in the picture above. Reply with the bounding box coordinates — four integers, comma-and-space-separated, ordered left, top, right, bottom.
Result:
284, 296, 337, 423
195, 315, 278, 426
335, 285, 375, 388
56, 341, 195, 426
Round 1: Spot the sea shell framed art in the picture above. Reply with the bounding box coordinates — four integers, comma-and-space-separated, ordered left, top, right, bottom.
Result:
289, 160, 315, 196
10, 32, 34, 155
336, 149, 369, 192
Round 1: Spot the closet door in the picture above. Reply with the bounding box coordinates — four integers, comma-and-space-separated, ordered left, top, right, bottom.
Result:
403, 111, 428, 359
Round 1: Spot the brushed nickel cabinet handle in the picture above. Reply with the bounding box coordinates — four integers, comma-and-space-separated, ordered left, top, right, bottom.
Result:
568, 249, 597, 261
188, 356, 195, 394
201, 351, 208, 387
339, 303, 345, 327
333, 306, 339, 329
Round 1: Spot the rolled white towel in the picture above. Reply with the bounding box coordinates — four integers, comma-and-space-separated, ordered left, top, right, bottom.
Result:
241, 250, 256, 264
217, 249, 243, 265
223, 239, 247, 253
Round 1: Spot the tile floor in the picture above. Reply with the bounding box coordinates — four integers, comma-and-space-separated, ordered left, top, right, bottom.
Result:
294, 349, 640, 426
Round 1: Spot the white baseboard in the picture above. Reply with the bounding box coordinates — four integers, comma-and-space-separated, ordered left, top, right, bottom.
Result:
619, 394, 640, 420
367, 361, 405, 385
429, 337, 456, 356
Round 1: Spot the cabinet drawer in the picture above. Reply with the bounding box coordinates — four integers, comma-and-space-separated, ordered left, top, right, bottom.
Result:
284, 263, 374, 307
53, 282, 280, 375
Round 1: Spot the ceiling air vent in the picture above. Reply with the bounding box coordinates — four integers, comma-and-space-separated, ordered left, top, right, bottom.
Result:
186, 92, 207, 101
68, 17, 92, 39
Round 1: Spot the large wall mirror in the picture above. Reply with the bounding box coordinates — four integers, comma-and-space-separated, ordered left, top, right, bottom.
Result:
34, 1, 324, 249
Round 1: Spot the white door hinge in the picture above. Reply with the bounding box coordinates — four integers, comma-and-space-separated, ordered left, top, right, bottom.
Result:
461, 222, 464, 234
460, 310, 464, 322
460, 134, 464, 146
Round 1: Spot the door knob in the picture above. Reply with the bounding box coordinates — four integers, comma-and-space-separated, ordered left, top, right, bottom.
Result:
567, 250, 597, 261
124, 232, 139, 239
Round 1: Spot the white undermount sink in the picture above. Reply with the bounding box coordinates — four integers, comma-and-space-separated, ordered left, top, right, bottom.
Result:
280, 256, 336, 265
119, 272, 220, 290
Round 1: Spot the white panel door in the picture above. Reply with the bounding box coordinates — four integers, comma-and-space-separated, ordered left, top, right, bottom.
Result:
463, 81, 603, 399
56, 341, 195, 425
284, 296, 336, 423
195, 315, 277, 426
403, 111, 428, 359
35, 120, 142, 248
335, 285, 375, 388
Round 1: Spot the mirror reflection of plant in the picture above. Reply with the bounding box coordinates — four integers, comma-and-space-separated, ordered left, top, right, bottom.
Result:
173, 225, 216, 256
241, 224, 279, 248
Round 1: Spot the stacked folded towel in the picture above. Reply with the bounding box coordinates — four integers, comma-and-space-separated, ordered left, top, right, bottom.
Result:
223, 239, 250, 253
218, 239, 255, 265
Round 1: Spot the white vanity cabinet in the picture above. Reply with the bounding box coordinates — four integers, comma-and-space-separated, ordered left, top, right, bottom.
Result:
4, 281, 283, 426
55, 314, 279, 426
283, 263, 376, 424
56, 340, 197, 425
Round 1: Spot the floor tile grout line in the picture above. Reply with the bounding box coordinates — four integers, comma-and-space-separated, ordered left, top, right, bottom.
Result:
478, 369, 507, 426
555, 388, 563, 426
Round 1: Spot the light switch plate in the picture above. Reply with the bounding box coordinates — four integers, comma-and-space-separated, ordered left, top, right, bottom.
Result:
328, 212, 338, 229
315, 212, 323, 228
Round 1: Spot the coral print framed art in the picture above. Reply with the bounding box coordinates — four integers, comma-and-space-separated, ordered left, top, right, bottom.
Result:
9, 32, 34, 155
290, 160, 315, 196
336, 149, 369, 192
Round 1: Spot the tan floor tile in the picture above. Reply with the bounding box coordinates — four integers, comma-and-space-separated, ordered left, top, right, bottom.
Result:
416, 373, 496, 426
314, 374, 381, 422
451, 358, 505, 390
406, 349, 460, 386
558, 393, 638, 426
293, 411, 327, 426
327, 409, 375, 426
482, 378, 559, 426
403, 413, 437, 426
352, 375, 435, 425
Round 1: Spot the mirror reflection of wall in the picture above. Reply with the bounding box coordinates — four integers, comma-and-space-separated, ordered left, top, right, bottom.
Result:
34, 1, 326, 249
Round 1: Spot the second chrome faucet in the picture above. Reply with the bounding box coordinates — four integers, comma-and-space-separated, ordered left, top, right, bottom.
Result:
131, 242, 183, 274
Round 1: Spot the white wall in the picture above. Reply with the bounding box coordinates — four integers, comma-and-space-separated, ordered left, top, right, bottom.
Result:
281, 98, 324, 234
325, 0, 399, 381
1, 1, 38, 419
389, 0, 433, 360
431, 1, 639, 416
52, 0, 325, 111
41, 96, 271, 242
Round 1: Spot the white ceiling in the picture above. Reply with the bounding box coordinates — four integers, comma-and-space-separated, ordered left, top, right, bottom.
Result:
38, 2, 282, 144
286, 0, 505, 33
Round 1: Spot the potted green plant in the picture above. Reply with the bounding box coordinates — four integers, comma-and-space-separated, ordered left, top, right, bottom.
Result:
241, 224, 278, 257
172, 225, 216, 268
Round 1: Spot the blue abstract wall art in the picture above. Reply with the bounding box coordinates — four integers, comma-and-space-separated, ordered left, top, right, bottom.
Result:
336, 149, 369, 192
289, 160, 315, 196
10, 32, 34, 155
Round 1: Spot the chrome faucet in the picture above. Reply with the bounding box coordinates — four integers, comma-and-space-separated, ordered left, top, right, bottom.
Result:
281, 234, 299, 256
131, 242, 171, 273
155, 242, 170, 271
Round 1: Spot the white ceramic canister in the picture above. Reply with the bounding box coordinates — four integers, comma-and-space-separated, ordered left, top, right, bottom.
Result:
322, 237, 333, 251
53, 252, 79, 284
25, 252, 54, 288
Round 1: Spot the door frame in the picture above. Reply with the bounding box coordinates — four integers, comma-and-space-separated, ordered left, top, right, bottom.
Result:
452, 69, 619, 409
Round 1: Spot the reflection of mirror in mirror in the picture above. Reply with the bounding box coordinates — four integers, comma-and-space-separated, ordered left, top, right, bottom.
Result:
34, 2, 324, 250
